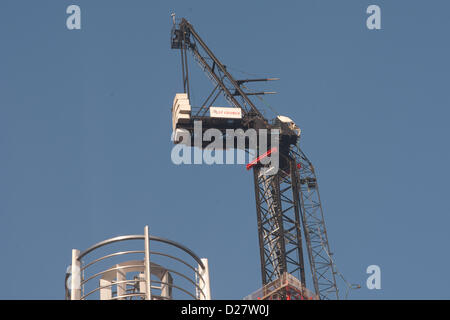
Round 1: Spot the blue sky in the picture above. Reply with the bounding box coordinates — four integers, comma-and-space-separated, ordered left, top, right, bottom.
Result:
1, 0, 449, 299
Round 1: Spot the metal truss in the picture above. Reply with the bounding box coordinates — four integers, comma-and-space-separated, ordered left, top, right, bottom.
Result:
252, 147, 340, 300
252, 157, 306, 287
171, 18, 268, 121
290, 144, 339, 300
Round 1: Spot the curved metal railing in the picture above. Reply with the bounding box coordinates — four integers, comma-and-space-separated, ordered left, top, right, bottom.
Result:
65, 226, 210, 300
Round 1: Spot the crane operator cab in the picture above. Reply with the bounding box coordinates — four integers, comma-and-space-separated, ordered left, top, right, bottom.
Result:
273, 115, 301, 148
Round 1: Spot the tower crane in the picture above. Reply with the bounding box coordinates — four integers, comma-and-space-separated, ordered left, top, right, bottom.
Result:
170, 17, 341, 300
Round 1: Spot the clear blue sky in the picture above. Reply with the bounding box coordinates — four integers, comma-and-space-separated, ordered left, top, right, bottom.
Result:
1, 0, 449, 299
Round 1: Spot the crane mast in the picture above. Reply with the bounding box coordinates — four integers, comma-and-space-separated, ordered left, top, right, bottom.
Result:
170, 17, 340, 300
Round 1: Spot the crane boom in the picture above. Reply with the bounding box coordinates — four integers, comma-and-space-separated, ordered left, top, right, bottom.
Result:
171, 18, 266, 120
